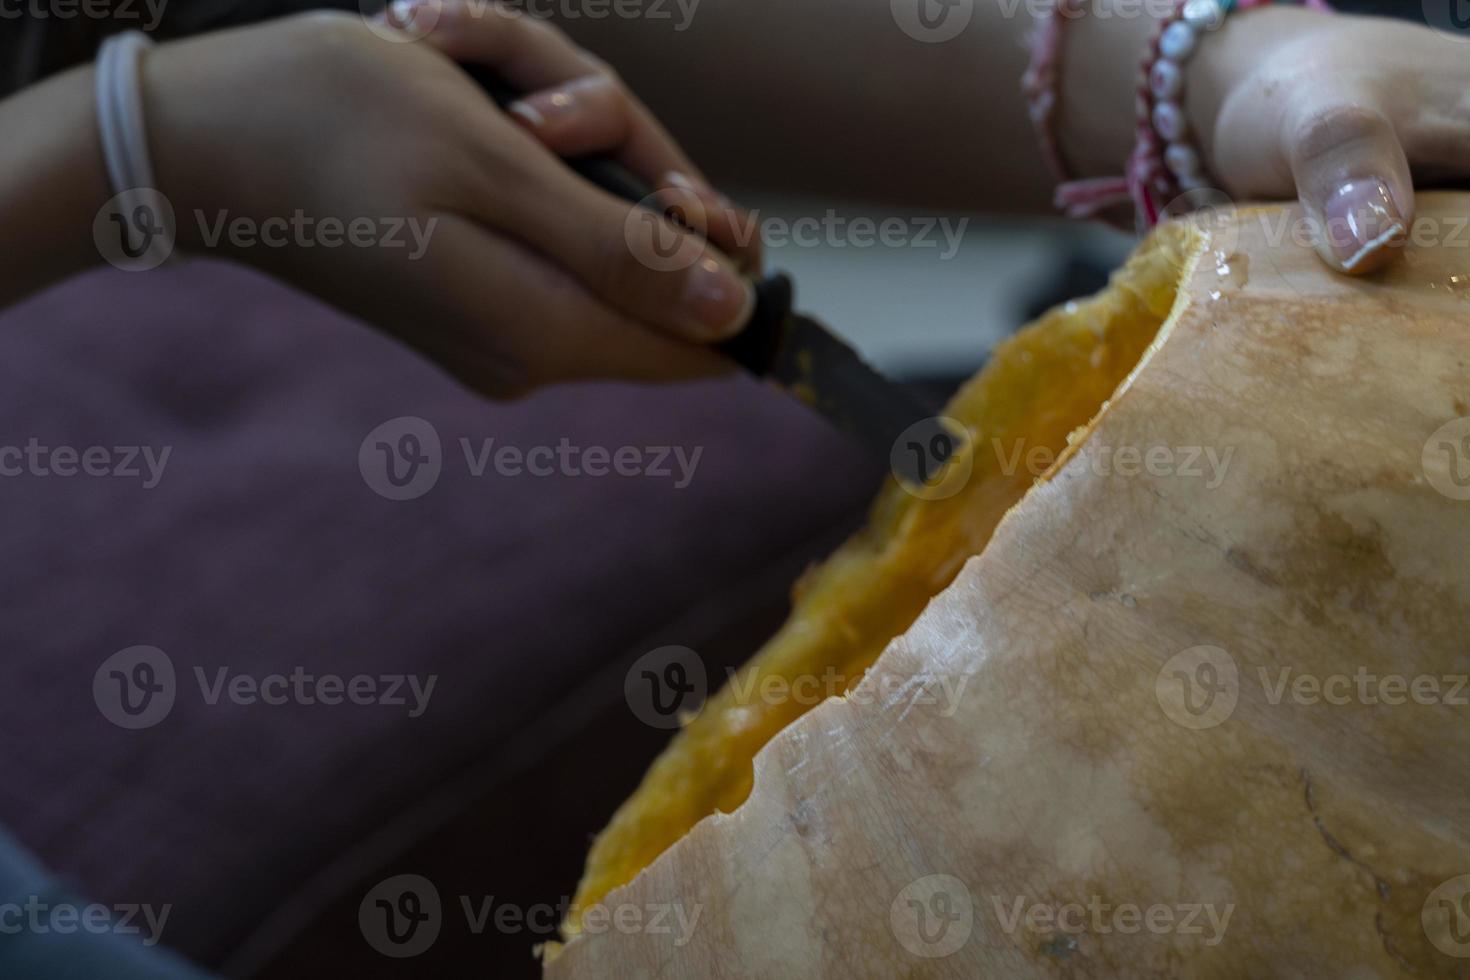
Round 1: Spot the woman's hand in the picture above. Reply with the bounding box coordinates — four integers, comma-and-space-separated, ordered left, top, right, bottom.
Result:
143, 6, 759, 395
1189, 8, 1470, 275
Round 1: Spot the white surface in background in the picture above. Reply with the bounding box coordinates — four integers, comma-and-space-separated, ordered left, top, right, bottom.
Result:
741, 195, 1133, 378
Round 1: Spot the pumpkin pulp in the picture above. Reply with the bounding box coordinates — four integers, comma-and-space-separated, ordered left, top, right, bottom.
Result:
563, 222, 1197, 941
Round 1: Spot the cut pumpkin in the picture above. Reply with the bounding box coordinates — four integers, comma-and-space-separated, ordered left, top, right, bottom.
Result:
563, 220, 1198, 940
548, 195, 1470, 977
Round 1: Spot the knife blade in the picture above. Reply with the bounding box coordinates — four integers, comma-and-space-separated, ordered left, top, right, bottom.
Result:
459, 63, 956, 487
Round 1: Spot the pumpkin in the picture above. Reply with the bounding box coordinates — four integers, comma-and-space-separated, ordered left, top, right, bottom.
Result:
549, 192, 1470, 977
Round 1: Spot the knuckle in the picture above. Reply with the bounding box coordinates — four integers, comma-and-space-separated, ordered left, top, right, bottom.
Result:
1292, 104, 1393, 163
593, 225, 654, 304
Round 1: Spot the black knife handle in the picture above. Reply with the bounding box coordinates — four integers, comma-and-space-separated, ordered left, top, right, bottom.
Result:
458, 62, 788, 376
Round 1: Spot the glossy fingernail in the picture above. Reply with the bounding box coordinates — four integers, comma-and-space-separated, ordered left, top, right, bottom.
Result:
1322, 179, 1407, 273
387, 0, 437, 30
520, 78, 605, 127
664, 171, 729, 209
506, 101, 546, 129
683, 256, 755, 339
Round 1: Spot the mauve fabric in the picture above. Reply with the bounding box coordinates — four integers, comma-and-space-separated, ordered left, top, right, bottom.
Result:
0, 261, 878, 966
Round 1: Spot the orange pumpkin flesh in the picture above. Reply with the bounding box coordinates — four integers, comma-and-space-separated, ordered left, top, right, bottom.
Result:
562, 222, 1195, 941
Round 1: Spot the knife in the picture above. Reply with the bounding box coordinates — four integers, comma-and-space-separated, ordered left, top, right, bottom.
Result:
459, 63, 956, 487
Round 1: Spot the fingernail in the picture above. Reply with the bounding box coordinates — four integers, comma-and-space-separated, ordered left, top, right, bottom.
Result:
517, 86, 586, 127
664, 171, 728, 209
1322, 179, 1407, 273
392, 0, 454, 32
506, 101, 546, 129
683, 257, 755, 339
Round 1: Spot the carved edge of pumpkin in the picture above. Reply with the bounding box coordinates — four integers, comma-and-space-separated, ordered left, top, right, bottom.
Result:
539, 217, 1211, 972
544, 194, 1470, 977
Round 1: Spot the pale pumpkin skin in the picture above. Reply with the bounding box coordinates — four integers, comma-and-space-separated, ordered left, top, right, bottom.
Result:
562, 210, 1188, 938
548, 194, 1470, 977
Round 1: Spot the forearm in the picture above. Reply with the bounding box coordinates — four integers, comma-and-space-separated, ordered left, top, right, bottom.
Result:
553, 2, 1056, 211
1059, 3, 1323, 186
0, 64, 111, 308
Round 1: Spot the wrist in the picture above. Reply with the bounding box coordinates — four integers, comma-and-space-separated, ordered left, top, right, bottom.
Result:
1054, 0, 1161, 181
1184, 6, 1323, 195
0, 65, 114, 306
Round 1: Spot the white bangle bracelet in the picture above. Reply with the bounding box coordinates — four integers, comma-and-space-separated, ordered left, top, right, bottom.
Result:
95, 30, 178, 270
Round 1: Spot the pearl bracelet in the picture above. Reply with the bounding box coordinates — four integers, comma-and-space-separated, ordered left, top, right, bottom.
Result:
1149, 0, 1233, 192
1041, 0, 1332, 229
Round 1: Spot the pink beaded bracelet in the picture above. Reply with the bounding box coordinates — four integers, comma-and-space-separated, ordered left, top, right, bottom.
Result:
1025, 0, 1333, 229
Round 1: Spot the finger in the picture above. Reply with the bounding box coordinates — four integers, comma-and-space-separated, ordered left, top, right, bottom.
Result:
656, 173, 764, 276
398, 0, 701, 175
402, 1, 748, 225
388, 0, 592, 87
1284, 93, 1413, 276
504, 72, 703, 185
505, 79, 763, 273
401, 217, 735, 392
458, 125, 757, 342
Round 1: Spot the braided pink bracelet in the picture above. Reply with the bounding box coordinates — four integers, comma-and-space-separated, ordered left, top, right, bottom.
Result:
1026, 0, 1333, 228
1021, 0, 1086, 189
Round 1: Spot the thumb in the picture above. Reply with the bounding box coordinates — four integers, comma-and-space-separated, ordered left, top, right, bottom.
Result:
1284, 98, 1413, 275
